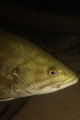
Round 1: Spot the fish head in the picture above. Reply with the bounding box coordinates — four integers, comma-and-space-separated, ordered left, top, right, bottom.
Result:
26, 56, 78, 95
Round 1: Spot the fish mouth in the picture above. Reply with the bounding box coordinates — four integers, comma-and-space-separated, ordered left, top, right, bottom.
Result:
27, 75, 78, 95
62, 75, 78, 85
51, 75, 78, 89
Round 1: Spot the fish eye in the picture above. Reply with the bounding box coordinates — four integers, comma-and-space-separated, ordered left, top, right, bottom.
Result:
48, 69, 57, 76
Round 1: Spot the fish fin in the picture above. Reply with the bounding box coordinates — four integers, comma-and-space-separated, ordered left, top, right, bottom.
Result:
0, 98, 15, 101
12, 72, 28, 90
12, 64, 29, 90
0, 75, 16, 100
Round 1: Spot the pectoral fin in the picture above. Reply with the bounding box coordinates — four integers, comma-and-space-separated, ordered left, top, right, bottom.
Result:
12, 64, 30, 91
0, 75, 16, 101
12, 72, 28, 90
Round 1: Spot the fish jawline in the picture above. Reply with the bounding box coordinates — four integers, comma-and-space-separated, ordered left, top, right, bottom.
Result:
27, 76, 78, 95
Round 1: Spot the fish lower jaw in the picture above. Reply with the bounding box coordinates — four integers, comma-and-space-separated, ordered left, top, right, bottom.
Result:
53, 75, 78, 92
27, 76, 78, 95
62, 75, 78, 86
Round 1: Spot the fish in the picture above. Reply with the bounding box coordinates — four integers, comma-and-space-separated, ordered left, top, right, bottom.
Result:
0, 29, 78, 101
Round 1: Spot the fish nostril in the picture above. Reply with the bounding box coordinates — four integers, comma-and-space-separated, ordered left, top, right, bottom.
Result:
59, 70, 62, 73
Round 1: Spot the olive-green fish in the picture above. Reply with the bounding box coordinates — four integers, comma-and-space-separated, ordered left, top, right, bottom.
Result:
0, 29, 78, 101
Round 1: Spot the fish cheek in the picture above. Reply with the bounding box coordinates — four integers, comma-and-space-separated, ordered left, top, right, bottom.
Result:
34, 66, 48, 81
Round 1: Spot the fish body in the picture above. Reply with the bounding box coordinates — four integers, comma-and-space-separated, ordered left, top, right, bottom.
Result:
0, 29, 78, 101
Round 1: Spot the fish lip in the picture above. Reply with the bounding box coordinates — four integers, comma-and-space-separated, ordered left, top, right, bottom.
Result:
59, 75, 78, 87
62, 75, 78, 84
51, 75, 78, 88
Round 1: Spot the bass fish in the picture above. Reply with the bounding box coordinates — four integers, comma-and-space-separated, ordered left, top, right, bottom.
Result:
0, 29, 78, 101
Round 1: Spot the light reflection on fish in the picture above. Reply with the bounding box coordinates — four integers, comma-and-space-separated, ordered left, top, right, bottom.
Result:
0, 29, 78, 101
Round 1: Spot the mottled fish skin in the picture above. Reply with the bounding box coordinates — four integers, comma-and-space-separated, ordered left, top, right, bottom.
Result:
0, 29, 78, 101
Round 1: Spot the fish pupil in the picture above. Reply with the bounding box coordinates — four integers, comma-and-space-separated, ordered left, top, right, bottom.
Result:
51, 71, 55, 75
